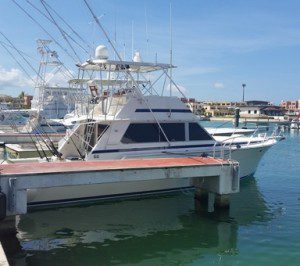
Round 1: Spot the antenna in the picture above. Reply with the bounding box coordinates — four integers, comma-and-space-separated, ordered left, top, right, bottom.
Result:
169, 2, 173, 97
131, 20, 134, 60
114, 0, 117, 60
88, 14, 105, 55
144, 4, 149, 59
83, 0, 172, 145
123, 41, 126, 60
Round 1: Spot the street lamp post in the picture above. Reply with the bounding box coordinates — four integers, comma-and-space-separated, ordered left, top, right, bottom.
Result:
242, 83, 246, 102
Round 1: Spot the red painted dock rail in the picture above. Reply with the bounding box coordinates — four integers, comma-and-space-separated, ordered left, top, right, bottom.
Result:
0, 156, 229, 176
0, 156, 239, 218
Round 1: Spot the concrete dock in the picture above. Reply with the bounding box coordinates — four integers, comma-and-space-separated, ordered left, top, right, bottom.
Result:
0, 156, 239, 264
0, 156, 239, 217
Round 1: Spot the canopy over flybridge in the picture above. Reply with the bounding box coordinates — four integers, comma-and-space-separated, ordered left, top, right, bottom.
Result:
68, 78, 146, 85
77, 59, 176, 73
76, 44, 176, 73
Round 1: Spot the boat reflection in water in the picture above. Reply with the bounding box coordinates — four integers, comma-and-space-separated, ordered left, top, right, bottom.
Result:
13, 177, 272, 265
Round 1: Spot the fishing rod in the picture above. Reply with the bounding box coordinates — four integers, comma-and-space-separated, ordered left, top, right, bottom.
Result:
22, 119, 46, 160
0, 40, 38, 62
0, 40, 35, 83
42, 0, 93, 52
27, 117, 51, 161
11, 0, 78, 63
40, 0, 82, 63
26, 0, 89, 56
0, 31, 46, 84
83, 0, 171, 145
36, 121, 62, 159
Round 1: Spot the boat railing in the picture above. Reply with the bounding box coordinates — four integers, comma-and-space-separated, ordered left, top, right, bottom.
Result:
245, 125, 282, 146
246, 127, 260, 146
269, 125, 285, 141
213, 125, 276, 160
212, 134, 241, 160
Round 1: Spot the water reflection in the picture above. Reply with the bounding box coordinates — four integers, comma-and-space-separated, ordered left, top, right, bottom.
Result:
289, 128, 300, 137
12, 177, 272, 265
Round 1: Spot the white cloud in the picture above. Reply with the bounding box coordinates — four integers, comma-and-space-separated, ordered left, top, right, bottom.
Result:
213, 82, 224, 89
0, 66, 33, 88
44, 69, 74, 87
0, 66, 74, 96
166, 84, 188, 96
178, 66, 219, 77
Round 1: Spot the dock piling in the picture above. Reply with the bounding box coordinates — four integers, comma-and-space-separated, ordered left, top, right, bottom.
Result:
234, 108, 240, 128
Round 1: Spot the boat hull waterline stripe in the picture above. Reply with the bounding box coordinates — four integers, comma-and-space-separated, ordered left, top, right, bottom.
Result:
28, 186, 195, 206
91, 141, 261, 154
135, 108, 192, 113
28, 172, 254, 206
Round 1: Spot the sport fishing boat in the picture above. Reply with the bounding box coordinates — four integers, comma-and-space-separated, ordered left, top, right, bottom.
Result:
58, 45, 278, 179
0, 101, 29, 128
26, 44, 278, 205
0, 40, 86, 143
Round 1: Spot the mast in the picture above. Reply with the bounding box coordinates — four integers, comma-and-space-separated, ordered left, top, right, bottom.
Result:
169, 2, 173, 97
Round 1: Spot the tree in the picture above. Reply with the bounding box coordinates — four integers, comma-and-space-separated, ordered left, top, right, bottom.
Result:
18, 91, 25, 99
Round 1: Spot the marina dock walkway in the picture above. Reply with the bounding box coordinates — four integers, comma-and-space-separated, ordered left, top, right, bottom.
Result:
0, 157, 230, 176
0, 156, 239, 219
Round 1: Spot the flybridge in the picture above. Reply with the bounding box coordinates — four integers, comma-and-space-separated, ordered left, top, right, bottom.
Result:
78, 59, 176, 73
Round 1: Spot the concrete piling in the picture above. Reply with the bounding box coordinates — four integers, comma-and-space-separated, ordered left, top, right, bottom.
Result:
194, 188, 231, 211
234, 108, 240, 128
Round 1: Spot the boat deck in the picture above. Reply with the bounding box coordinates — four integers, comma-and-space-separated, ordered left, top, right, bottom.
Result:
0, 157, 227, 176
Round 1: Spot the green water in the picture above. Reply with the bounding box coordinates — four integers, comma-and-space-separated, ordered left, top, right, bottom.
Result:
6, 128, 300, 265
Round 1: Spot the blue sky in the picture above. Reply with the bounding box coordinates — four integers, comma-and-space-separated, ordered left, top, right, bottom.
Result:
0, 0, 300, 103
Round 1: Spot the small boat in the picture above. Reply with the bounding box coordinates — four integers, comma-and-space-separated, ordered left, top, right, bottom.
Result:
205, 127, 255, 136
290, 118, 300, 129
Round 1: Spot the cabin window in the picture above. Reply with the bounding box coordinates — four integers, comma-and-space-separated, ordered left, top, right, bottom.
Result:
189, 123, 212, 141
97, 124, 109, 138
121, 123, 165, 143
161, 123, 185, 141
121, 123, 185, 143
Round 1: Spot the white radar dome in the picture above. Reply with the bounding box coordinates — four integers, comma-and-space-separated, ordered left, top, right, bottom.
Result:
95, 45, 109, 60
133, 51, 142, 62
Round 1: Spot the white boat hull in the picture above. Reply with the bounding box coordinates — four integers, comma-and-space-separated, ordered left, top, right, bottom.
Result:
0, 132, 65, 144
27, 141, 274, 205
290, 123, 299, 129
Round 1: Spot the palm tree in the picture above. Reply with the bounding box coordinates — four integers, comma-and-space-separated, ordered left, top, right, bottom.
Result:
18, 91, 25, 99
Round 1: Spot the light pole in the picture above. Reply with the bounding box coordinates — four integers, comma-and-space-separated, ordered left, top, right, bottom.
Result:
242, 83, 246, 102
